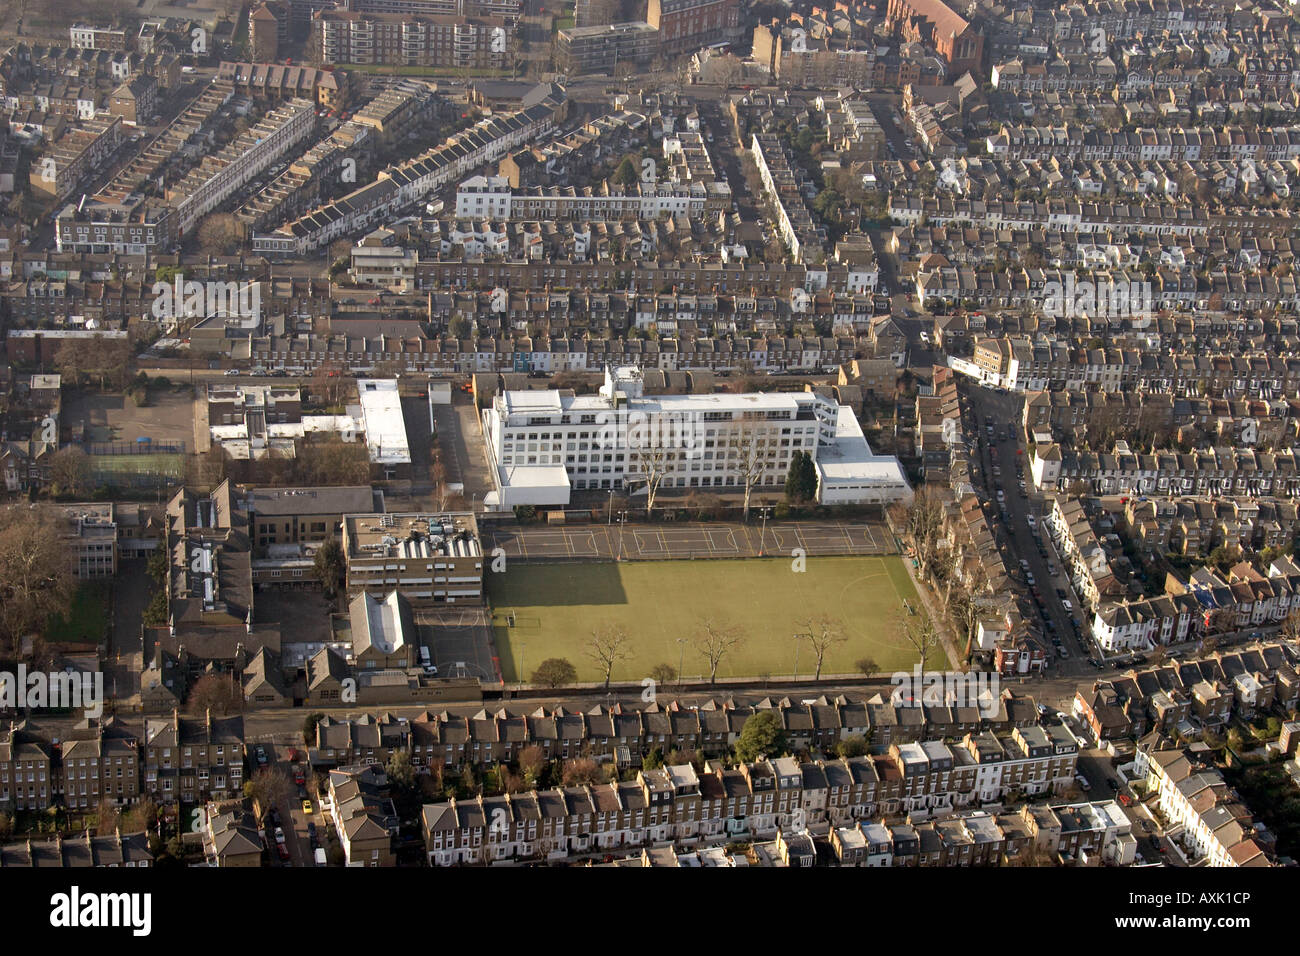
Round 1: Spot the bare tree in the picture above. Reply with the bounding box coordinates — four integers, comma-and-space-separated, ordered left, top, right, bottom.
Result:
431, 459, 456, 511
888, 486, 947, 582
1279, 608, 1300, 643
517, 744, 547, 786
1205, 607, 1238, 638
196, 213, 244, 256
93, 797, 120, 833
899, 613, 942, 669
0, 506, 76, 657
561, 757, 602, 786
799, 616, 848, 680
48, 447, 91, 498
585, 624, 631, 690
186, 672, 243, 716
624, 413, 673, 516
695, 618, 744, 685
244, 766, 292, 817
310, 360, 346, 407
947, 562, 989, 660
728, 420, 779, 519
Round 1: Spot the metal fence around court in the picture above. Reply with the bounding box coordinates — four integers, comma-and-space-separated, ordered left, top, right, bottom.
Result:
77, 441, 187, 489
83, 440, 187, 456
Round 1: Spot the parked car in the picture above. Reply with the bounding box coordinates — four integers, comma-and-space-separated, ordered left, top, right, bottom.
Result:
302, 799, 314, 815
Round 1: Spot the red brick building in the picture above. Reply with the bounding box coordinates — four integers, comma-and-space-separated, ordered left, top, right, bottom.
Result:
886, 0, 983, 76
647, 0, 739, 58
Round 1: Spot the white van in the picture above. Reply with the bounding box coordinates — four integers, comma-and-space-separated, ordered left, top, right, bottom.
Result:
314, 848, 327, 867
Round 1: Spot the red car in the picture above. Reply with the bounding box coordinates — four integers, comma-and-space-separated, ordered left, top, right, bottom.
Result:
277, 843, 290, 861
294, 769, 306, 786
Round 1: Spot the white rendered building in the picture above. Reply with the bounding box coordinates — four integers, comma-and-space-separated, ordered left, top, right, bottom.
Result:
481, 366, 911, 509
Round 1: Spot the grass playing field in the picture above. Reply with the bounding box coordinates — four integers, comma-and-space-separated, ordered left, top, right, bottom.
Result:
88, 453, 185, 480
488, 556, 944, 684
46, 583, 110, 643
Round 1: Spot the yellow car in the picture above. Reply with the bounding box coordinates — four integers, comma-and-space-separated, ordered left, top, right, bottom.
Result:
302, 799, 313, 815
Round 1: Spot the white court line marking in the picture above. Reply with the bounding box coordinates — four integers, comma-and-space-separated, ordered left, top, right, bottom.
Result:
711, 528, 739, 551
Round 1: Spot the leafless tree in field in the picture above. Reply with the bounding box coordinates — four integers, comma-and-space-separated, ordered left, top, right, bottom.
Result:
695, 618, 745, 685
799, 616, 848, 680
585, 624, 631, 690
898, 613, 942, 670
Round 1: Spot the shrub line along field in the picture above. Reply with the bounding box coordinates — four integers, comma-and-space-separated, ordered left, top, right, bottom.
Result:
488, 555, 941, 684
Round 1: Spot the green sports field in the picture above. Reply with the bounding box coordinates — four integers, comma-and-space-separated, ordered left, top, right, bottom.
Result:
489, 556, 944, 683
88, 453, 185, 480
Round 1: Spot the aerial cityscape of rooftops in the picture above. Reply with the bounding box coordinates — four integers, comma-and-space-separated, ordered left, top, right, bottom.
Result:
0, 0, 1298, 889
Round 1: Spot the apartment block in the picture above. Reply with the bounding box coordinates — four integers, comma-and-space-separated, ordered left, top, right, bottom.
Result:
312, 10, 509, 70
343, 0, 522, 23
647, 0, 738, 58
556, 23, 659, 76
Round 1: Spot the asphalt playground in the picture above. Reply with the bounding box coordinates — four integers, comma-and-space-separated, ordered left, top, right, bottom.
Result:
481, 519, 895, 562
